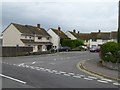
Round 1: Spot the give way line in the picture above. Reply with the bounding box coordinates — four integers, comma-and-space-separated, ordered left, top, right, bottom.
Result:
0, 74, 26, 84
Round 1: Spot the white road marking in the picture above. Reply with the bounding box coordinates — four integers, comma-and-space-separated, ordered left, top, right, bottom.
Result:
63, 74, 71, 76
55, 72, 61, 75
0, 74, 26, 84
76, 74, 85, 77
48, 70, 54, 73
30, 66, 35, 69
25, 65, 29, 68
18, 63, 24, 67
40, 67, 45, 70
97, 80, 109, 83
73, 76, 81, 78
113, 82, 120, 86
35, 67, 39, 69
52, 70, 58, 73
84, 78, 93, 80
68, 73, 75, 75
87, 76, 97, 79
45, 69, 51, 71
101, 78, 112, 82
13, 64, 16, 66
59, 71, 66, 74
32, 62, 36, 64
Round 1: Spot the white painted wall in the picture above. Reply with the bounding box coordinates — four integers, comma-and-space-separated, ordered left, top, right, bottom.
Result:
89, 39, 100, 48
47, 29, 60, 49
3, 24, 25, 46
65, 31, 77, 40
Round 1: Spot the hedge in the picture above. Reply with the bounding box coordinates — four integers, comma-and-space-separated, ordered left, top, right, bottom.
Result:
60, 39, 84, 49
100, 42, 120, 63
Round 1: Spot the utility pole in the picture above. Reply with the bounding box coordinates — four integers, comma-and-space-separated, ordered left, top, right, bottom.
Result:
118, 0, 120, 43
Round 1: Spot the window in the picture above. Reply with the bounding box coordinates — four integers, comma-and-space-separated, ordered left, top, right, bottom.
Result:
46, 37, 49, 40
92, 39, 97, 42
38, 37, 42, 39
25, 36, 27, 38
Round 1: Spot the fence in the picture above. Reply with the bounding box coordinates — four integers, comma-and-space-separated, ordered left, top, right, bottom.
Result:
2, 46, 33, 57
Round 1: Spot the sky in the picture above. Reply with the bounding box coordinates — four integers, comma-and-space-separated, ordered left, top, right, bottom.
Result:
1, 0, 119, 33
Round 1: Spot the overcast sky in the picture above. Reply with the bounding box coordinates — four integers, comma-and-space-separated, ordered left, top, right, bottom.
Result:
1, 0, 119, 33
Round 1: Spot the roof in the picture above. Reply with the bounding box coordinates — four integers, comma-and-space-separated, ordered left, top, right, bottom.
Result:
69, 31, 90, 40
90, 32, 110, 40
12, 23, 50, 37
21, 39, 52, 45
110, 31, 117, 39
51, 28, 69, 39
69, 31, 117, 40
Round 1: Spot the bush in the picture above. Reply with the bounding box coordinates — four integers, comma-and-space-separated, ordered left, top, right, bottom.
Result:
60, 39, 84, 49
100, 42, 120, 63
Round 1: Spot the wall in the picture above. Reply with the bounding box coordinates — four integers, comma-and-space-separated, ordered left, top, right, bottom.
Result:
3, 24, 25, 46
89, 39, 102, 48
47, 29, 60, 49
2, 46, 33, 57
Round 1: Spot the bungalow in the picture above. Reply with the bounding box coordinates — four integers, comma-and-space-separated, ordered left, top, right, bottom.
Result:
2, 23, 52, 52
47, 26, 69, 50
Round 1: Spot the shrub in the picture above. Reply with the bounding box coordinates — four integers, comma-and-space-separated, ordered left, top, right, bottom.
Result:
100, 42, 120, 63
60, 39, 84, 49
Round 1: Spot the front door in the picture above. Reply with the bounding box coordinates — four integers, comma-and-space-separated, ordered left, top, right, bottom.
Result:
38, 45, 42, 51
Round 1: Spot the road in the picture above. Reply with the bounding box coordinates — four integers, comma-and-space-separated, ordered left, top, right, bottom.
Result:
1, 51, 119, 88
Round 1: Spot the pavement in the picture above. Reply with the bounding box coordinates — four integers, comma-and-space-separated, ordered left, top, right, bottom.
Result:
78, 58, 119, 81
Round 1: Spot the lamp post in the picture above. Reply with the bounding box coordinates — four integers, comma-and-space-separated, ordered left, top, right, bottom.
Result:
118, 0, 120, 43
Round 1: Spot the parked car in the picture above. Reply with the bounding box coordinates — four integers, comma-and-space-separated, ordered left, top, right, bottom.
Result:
79, 46, 88, 51
58, 46, 71, 52
90, 46, 100, 52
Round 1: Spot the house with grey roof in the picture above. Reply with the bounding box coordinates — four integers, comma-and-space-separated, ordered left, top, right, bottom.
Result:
47, 26, 69, 50
2, 23, 52, 52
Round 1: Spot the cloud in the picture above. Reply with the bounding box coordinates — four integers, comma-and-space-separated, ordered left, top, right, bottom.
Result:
1, 1, 118, 33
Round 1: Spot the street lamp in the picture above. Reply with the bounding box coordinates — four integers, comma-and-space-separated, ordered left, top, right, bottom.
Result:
118, 0, 120, 43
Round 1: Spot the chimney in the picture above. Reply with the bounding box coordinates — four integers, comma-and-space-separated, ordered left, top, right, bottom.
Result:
37, 24, 40, 28
78, 31, 80, 34
58, 26, 61, 31
98, 30, 101, 33
73, 29, 76, 33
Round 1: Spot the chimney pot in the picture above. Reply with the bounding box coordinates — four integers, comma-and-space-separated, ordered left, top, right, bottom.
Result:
73, 29, 76, 33
37, 24, 40, 28
99, 30, 101, 33
58, 26, 61, 31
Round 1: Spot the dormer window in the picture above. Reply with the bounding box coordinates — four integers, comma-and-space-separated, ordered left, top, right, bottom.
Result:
38, 36, 42, 39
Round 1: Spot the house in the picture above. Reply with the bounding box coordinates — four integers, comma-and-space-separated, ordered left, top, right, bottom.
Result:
66, 29, 90, 47
89, 30, 117, 48
66, 29, 117, 48
2, 23, 52, 52
47, 26, 69, 49
110, 31, 117, 42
